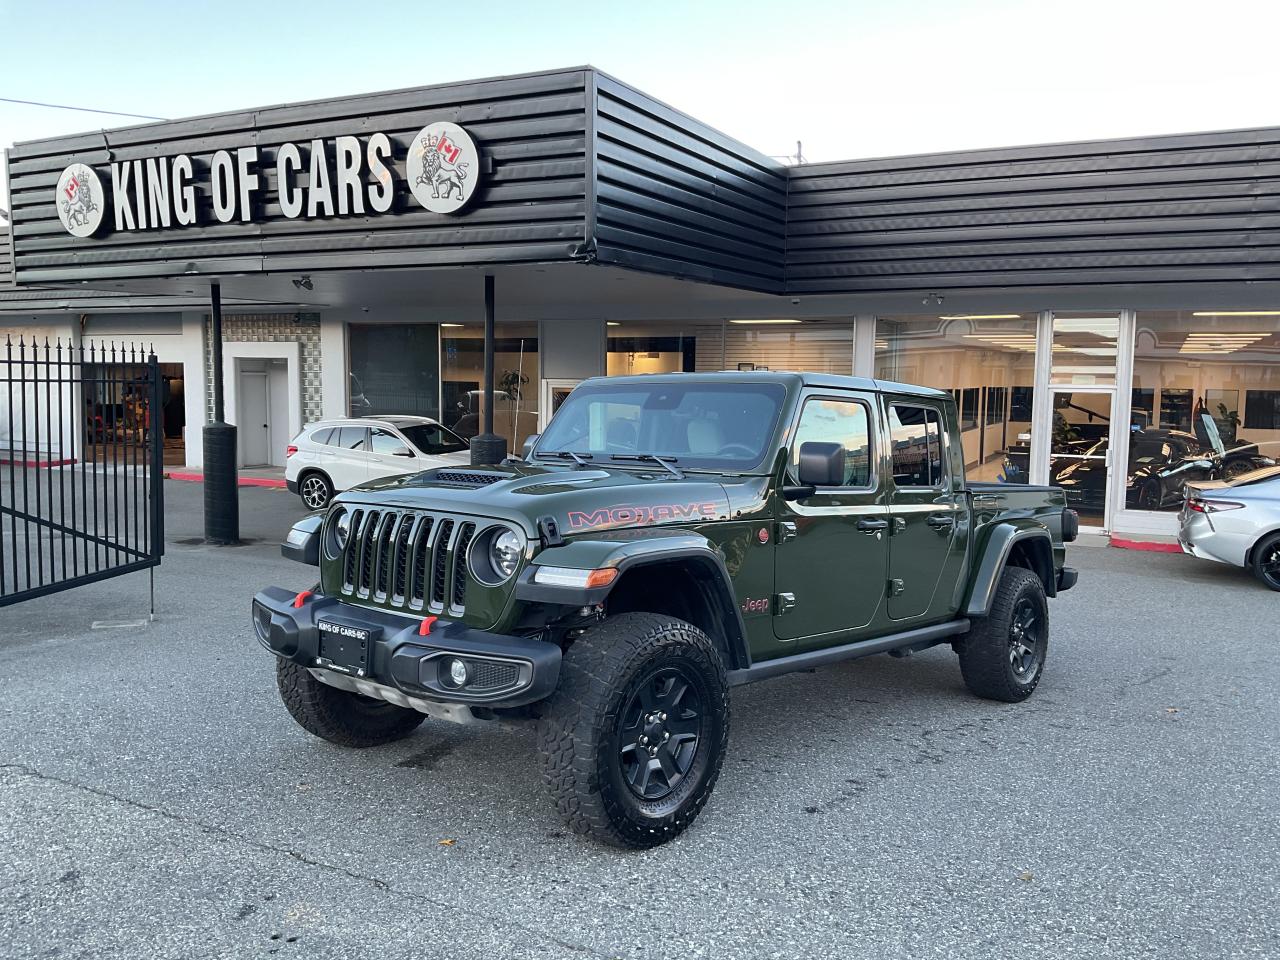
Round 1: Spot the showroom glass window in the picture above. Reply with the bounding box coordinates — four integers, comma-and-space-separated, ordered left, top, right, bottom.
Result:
876, 314, 1036, 483
693, 319, 854, 373
606, 323, 696, 376
439, 323, 539, 453
348, 324, 440, 419
1129, 311, 1280, 512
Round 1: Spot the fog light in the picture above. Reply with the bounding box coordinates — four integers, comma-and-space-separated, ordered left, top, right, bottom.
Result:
445, 657, 470, 687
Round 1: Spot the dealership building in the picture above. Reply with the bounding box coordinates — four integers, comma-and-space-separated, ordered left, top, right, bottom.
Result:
4, 65, 1280, 539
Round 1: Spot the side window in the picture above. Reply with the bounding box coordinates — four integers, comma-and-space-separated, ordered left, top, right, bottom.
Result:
790, 397, 873, 488
311, 427, 334, 446
888, 404, 944, 487
369, 428, 405, 454
336, 426, 367, 451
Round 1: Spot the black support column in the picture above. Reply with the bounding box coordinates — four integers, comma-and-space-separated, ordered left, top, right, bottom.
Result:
469, 274, 507, 464
203, 281, 239, 543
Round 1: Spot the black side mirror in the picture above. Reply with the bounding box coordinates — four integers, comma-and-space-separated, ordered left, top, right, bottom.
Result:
521, 433, 540, 460
392, 446, 415, 458
798, 441, 845, 487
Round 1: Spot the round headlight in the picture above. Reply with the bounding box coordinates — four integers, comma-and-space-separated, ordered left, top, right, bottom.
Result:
333, 509, 352, 550
489, 529, 523, 581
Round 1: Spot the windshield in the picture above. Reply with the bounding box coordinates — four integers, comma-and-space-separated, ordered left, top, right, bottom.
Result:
399, 423, 469, 456
535, 381, 787, 471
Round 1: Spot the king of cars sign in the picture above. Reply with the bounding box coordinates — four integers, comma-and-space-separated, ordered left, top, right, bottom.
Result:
51, 124, 484, 238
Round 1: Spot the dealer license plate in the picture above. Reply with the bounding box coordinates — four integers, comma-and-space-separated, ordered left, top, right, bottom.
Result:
315, 621, 372, 678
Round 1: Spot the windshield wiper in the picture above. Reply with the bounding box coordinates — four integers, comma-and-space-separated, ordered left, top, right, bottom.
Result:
538, 450, 595, 468
609, 453, 684, 479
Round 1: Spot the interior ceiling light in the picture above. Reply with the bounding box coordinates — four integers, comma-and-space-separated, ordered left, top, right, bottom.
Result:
606, 321, 621, 327
440, 323, 464, 328
939, 314, 1023, 320
729, 318, 802, 324
1190, 310, 1280, 316
1052, 318, 1119, 332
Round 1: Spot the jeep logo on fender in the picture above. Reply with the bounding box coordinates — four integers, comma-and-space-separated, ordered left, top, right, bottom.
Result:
566, 502, 720, 530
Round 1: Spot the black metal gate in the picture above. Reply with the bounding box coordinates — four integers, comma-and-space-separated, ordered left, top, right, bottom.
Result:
0, 338, 164, 607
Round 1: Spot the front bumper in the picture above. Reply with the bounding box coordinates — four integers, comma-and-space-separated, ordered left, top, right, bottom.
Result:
251, 586, 560, 708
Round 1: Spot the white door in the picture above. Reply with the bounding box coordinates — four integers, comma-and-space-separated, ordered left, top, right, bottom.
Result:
239, 371, 271, 466
366, 427, 419, 481
328, 425, 370, 490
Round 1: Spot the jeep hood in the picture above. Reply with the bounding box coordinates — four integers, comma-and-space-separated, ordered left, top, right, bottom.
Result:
335, 463, 736, 535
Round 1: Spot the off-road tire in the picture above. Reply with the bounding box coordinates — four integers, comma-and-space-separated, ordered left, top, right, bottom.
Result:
958, 566, 1048, 703
298, 471, 333, 511
1250, 531, 1280, 591
276, 659, 425, 747
537, 613, 730, 849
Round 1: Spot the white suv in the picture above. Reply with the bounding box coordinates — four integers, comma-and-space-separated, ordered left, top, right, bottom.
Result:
285, 416, 471, 510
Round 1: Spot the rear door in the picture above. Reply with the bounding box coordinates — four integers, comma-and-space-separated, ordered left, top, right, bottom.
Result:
774, 389, 889, 646
883, 399, 965, 621
329, 425, 370, 490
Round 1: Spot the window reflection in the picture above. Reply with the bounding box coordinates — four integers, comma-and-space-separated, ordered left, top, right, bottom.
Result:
1128, 311, 1280, 512
876, 315, 1035, 483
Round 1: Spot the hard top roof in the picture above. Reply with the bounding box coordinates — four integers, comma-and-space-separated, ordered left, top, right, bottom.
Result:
578, 370, 951, 400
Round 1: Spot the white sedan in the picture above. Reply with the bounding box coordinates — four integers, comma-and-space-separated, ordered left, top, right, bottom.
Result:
285, 416, 471, 510
1179, 465, 1280, 591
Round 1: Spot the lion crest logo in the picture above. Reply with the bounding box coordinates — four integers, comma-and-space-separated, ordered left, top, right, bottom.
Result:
407, 122, 480, 214
55, 163, 106, 238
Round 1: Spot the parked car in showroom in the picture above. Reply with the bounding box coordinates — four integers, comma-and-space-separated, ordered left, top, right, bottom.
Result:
286, 416, 471, 510
1179, 465, 1280, 590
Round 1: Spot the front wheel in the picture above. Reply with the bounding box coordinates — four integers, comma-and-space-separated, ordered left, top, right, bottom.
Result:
276, 659, 425, 747
1251, 532, 1280, 591
537, 613, 730, 848
957, 567, 1048, 702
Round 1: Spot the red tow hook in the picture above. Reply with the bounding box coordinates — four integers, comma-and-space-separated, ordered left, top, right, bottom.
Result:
292, 590, 313, 609
418, 616, 438, 636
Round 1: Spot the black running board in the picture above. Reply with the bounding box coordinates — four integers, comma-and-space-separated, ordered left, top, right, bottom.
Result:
727, 619, 970, 687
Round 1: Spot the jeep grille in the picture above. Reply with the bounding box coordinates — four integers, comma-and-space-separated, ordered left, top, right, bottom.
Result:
337, 508, 477, 615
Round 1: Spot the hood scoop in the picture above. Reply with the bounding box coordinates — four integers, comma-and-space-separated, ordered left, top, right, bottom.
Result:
430, 470, 507, 488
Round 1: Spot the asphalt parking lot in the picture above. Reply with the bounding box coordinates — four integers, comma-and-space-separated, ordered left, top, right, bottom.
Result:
1, 481, 1276, 959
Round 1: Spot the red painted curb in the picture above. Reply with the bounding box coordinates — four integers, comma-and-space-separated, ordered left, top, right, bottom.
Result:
1108, 536, 1182, 554
167, 471, 288, 489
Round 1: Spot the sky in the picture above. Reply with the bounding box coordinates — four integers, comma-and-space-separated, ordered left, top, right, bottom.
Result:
4, 0, 1280, 215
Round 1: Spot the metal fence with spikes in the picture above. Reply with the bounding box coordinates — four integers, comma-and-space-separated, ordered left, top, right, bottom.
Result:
0, 337, 163, 607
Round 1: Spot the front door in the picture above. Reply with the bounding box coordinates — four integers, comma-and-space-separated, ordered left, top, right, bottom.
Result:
884, 399, 964, 620
774, 391, 888, 645
1047, 388, 1117, 528
367, 427, 418, 481
238, 371, 270, 466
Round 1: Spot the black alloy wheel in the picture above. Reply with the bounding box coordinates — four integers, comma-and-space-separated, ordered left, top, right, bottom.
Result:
957, 566, 1048, 702
1252, 532, 1280, 592
1007, 597, 1042, 678
537, 612, 730, 848
615, 666, 705, 802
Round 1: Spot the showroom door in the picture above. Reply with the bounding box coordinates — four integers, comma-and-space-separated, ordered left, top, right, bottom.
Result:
1046, 388, 1118, 529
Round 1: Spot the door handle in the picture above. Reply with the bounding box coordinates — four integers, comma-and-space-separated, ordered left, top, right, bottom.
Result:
927, 514, 955, 530
856, 518, 889, 532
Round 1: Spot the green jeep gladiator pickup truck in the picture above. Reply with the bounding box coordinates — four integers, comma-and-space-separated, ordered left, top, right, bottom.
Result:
254, 372, 1077, 847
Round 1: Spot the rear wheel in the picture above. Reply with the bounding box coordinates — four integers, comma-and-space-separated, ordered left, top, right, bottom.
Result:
537, 613, 730, 848
1250, 532, 1280, 591
957, 567, 1048, 702
276, 659, 424, 747
299, 472, 333, 511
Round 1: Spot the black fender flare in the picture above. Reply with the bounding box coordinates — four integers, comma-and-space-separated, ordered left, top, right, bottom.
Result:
964, 522, 1055, 618
515, 538, 752, 670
